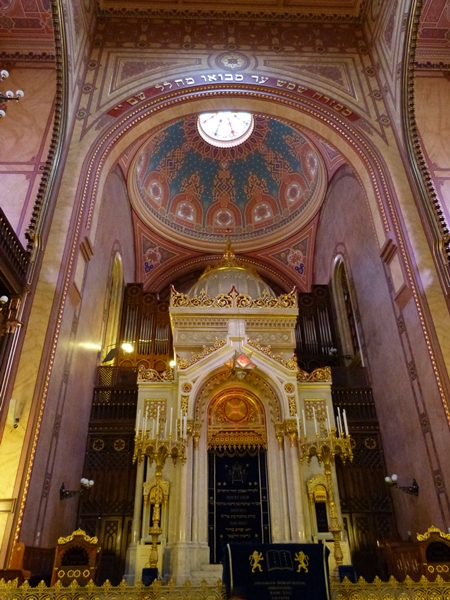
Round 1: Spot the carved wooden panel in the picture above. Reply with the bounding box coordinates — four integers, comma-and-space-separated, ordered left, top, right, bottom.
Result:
333, 382, 397, 581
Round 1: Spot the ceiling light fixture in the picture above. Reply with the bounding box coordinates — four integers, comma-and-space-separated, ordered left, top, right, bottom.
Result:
0, 70, 24, 118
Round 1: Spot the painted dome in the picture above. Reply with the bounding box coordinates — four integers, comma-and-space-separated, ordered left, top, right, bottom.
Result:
189, 265, 276, 299
129, 114, 326, 252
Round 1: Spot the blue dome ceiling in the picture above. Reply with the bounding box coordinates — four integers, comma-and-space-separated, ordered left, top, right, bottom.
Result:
130, 114, 326, 252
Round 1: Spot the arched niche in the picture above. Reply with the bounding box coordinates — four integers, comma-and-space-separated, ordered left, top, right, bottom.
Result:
207, 387, 267, 450
331, 255, 363, 366
194, 369, 282, 426
101, 251, 124, 363
206, 387, 270, 562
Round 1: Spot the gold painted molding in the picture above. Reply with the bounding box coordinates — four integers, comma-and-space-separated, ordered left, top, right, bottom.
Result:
57, 528, 98, 546
177, 339, 227, 370
416, 524, 450, 542
1, 575, 450, 598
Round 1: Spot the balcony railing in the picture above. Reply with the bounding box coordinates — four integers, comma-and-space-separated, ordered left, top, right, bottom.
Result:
0, 207, 29, 291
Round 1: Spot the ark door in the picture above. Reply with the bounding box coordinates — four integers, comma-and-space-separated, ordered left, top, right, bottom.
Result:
207, 388, 270, 564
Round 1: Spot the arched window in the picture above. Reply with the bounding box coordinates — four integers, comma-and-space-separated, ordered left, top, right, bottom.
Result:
332, 257, 362, 365
102, 253, 124, 363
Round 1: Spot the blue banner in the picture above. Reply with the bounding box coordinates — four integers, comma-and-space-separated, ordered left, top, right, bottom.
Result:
223, 543, 331, 600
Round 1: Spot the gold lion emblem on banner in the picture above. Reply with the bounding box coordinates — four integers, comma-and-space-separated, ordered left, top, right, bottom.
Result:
249, 550, 264, 572
295, 551, 309, 573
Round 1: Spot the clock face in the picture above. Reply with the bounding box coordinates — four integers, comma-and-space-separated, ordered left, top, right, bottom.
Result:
197, 111, 254, 147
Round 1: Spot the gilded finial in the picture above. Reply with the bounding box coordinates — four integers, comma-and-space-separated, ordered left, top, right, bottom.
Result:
222, 237, 238, 266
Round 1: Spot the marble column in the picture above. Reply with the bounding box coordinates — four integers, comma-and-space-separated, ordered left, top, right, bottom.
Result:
288, 440, 306, 540
275, 445, 291, 542
123, 458, 145, 584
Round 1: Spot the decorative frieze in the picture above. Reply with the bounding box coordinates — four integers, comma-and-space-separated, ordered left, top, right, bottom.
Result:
171, 287, 297, 309
297, 366, 332, 383
138, 366, 174, 382
247, 338, 297, 369
177, 339, 227, 369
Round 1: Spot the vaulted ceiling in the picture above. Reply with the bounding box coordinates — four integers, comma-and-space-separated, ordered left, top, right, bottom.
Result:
1, 2, 449, 71
129, 115, 326, 252
98, 0, 365, 19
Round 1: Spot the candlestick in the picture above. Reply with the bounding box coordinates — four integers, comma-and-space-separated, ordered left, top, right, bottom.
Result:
302, 409, 307, 438
297, 428, 353, 573
170, 407, 173, 436
137, 409, 141, 433
156, 407, 160, 439
313, 406, 318, 435
337, 408, 343, 436
296, 413, 300, 439
133, 429, 187, 570
343, 409, 349, 437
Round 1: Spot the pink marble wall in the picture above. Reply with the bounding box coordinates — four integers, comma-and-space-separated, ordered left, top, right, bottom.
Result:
363, 0, 412, 138
314, 165, 450, 536
0, 64, 56, 244
20, 165, 135, 547
414, 73, 450, 226
65, 0, 96, 116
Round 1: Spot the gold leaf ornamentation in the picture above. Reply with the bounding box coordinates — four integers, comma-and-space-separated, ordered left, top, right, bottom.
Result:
170, 286, 297, 309
297, 366, 332, 383
288, 396, 297, 416
57, 528, 98, 545
247, 339, 298, 370
177, 339, 226, 369
417, 525, 450, 541
138, 366, 174, 382
2, 576, 450, 597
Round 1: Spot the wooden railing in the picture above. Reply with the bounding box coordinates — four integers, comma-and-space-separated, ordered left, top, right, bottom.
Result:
95, 366, 138, 388
0, 207, 29, 289
90, 389, 137, 421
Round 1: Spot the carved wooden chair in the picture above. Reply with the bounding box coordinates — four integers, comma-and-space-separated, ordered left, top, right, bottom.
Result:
51, 528, 100, 586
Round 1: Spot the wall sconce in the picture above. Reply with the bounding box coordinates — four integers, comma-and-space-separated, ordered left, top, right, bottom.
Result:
385, 474, 419, 496
60, 478, 94, 501
0, 70, 24, 118
102, 342, 134, 363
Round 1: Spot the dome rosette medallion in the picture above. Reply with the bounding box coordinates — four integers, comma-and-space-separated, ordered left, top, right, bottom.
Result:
129, 114, 326, 252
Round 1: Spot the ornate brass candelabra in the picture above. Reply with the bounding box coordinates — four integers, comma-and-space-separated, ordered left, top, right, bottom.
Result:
298, 426, 353, 571
133, 422, 187, 570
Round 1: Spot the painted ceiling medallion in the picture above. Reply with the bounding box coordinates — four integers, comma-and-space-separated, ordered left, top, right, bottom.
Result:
129, 114, 326, 252
197, 111, 254, 148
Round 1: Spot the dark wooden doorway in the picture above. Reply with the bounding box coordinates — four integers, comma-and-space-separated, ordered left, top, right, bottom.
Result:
208, 447, 271, 564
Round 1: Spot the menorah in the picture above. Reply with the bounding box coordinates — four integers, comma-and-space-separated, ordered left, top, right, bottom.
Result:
296, 407, 353, 572
133, 407, 187, 570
